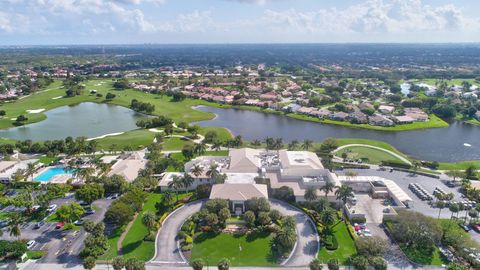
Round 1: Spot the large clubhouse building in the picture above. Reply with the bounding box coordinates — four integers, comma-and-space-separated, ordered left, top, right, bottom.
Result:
159, 148, 341, 212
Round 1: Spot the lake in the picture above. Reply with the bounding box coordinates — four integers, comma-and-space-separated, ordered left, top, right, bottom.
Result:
194, 106, 480, 162
0, 103, 144, 141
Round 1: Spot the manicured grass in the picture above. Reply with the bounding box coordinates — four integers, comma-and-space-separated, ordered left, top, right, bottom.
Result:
26, 250, 46, 260
163, 137, 193, 151
318, 222, 357, 265
121, 193, 164, 261
334, 138, 409, 158
286, 113, 448, 131
98, 225, 125, 260
95, 129, 157, 151
438, 160, 480, 170
400, 244, 447, 266
336, 146, 406, 165
37, 156, 59, 165
190, 231, 277, 266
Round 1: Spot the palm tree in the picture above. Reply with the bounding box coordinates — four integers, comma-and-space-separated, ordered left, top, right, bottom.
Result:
194, 143, 207, 156
206, 164, 219, 180
436, 200, 445, 219
182, 173, 194, 192
141, 211, 157, 232
273, 138, 283, 151
168, 175, 184, 201
162, 191, 175, 208
25, 163, 36, 181
412, 161, 420, 175
320, 181, 335, 198
449, 203, 460, 219
8, 215, 22, 239
335, 184, 354, 205
212, 141, 222, 151
302, 140, 313, 150
77, 167, 95, 182
320, 209, 336, 232
304, 188, 318, 202
314, 198, 329, 213
288, 140, 299, 151
264, 137, 275, 150
190, 165, 204, 178
251, 139, 262, 148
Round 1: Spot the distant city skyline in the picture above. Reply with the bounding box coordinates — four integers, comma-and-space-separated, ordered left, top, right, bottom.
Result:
0, 0, 479, 45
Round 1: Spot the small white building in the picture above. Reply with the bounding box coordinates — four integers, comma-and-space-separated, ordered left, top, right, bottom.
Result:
210, 183, 268, 214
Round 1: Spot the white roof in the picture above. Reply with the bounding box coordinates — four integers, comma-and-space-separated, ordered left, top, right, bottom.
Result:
279, 150, 324, 170
210, 183, 268, 201
107, 153, 147, 182
338, 175, 412, 202
225, 173, 258, 184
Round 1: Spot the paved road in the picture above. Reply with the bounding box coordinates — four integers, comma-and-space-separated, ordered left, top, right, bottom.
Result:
269, 199, 318, 267
150, 200, 205, 265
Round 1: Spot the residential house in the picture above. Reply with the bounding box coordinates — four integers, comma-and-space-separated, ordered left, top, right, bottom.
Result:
369, 114, 394, 126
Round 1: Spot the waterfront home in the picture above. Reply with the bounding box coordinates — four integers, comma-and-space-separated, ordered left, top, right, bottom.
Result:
330, 111, 349, 121
283, 103, 301, 113
349, 110, 368, 124
378, 105, 395, 114
297, 107, 315, 115
393, 115, 415, 124
369, 114, 394, 126
403, 108, 428, 121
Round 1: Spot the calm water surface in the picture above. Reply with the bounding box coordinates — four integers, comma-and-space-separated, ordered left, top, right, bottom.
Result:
0, 103, 144, 141
194, 105, 480, 162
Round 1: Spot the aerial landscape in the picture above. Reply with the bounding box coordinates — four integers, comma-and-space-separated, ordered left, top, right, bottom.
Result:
1, 1, 480, 270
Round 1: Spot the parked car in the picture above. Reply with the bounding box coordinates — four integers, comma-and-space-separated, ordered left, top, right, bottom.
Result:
78, 201, 89, 206
0, 220, 8, 228
73, 219, 84, 225
27, 240, 36, 250
56, 221, 65, 230
460, 223, 471, 232
47, 204, 57, 212
84, 208, 96, 215
34, 221, 45, 229
473, 224, 480, 233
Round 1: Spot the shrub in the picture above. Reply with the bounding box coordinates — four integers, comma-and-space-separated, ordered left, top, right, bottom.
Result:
327, 258, 339, 270
144, 231, 157, 242
217, 258, 230, 270
190, 259, 204, 270
381, 160, 411, 169
196, 184, 211, 199
350, 217, 367, 224
177, 231, 187, 240
369, 256, 387, 270
181, 244, 192, 251
185, 235, 193, 244
349, 255, 369, 270
309, 258, 323, 270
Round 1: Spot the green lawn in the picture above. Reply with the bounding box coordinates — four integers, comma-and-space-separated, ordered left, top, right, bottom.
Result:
98, 225, 125, 260
400, 244, 448, 266
190, 231, 277, 266
318, 222, 357, 265
438, 160, 480, 170
335, 146, 407, 165
26, 250, 46, 260
163, 137, 193, 151
95, 129, 157, 151
121, 193, 164, 261
334, 138, 409, 158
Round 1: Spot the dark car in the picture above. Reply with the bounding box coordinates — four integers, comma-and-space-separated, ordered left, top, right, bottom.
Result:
34, 221, 45, 229
84, 208, 96, 215
459, 223, 471, 232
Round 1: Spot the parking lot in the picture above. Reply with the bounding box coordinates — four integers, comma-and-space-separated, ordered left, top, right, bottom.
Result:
0, 196, 112, 264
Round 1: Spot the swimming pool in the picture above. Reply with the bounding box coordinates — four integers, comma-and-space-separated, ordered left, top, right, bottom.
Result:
34, 167, 74, 182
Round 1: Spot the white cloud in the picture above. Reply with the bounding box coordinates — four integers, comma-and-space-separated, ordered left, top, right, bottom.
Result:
0, 12, 13, 32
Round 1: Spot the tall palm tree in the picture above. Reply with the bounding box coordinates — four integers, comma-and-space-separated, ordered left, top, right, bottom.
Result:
320, 181, 335, 198
182, 173, 194, 193
190, 165, 204, 178
212, 141, 222, 151
194, 143, 207, 156
8, 215, 22, 239
436, 200, 445, 219
206, 164, 219, 180
288, 140, 299, 151
264, 137, 274, 150
314, 198, 329, 213
302, 140, 313, 150
141, 211, 157, 232
25, 163, 36, 181
163, 191, 175, 207
304, 188, 318, 202
335, 184, 354, 205
320, 209, 337, 232
168, 175, 184, 201
251, 139, 262, 148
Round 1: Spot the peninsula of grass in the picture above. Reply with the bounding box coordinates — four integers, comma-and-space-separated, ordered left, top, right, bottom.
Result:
335, 146, 407, 165
318, 221, 357, 265
121, 192, 164, 261
190, 231, 278, 267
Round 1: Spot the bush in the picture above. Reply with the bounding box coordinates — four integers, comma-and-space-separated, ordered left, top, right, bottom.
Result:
323, 234, 338, 250
369, 256, 387, 270
144, 231, 157, 242
349, 255, 369, 270
309, 258, 323, 270
217, 258, 230, 270
196, 184, 211, 199
350, 217, 367, 224
181, 244, 192, 251
327, 258, 339, 270
159, 212, 169, 225
177, 231, 187, 240
190, 258, 204, 270
381, 160, 411, 169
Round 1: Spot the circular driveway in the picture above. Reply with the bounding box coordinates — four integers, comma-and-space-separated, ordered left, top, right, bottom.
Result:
150, 198, 318, 267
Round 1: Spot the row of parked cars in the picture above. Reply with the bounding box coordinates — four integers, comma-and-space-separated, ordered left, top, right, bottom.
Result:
353, 223, 372, 237
408, 183, 434, 201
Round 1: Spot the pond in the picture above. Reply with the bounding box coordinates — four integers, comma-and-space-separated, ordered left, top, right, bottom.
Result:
194, 106, 480, 162
0, 102, 145, 141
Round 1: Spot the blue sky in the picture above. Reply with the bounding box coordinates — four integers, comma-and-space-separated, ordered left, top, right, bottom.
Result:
0, 0, 478, 45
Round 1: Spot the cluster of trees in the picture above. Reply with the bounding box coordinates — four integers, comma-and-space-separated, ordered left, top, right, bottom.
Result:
64, 76, 85, 97
13, 114, 28, 126
56, 202, 84, 223
14, 136, 99, 155
80, 221, 108, 259
136, 115, 173, 129
109, 257, 145, 270
130, 99, 155, 114
104, 187, 146, 226
347, 236, 388, 270
271, 214, 296, 257
113, 78, 129, 90
190, 257, 230, 270
0, 240, 28, 260
190, 199, 231, 231
75, 183, 105, 205
243, 197, 277, 227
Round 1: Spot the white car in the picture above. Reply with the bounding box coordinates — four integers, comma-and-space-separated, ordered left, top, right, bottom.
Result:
47, 204, 57, 212
27, 240, 36, 250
